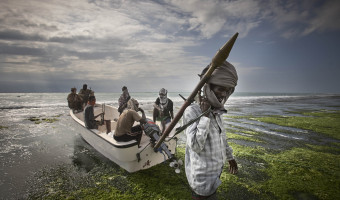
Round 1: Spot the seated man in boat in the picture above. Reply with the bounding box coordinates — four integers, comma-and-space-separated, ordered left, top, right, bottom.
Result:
118, 86, 130, 115
114, 98, 146, 147
67, 87, 82, 111
153, 88, 174, 133
84, 96, 103, 129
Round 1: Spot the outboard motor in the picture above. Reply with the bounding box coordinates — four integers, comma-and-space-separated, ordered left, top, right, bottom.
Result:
142, 119, 173, 159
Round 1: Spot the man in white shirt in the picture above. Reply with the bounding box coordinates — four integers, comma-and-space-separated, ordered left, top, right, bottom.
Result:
184, 61, 238, 199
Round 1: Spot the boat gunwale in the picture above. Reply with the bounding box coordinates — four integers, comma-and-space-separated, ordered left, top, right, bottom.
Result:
70, 109, 139, 149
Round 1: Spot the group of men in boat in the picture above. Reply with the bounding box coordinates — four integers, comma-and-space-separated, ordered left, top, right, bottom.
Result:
67, 84, 94, 112
67, 60, 239, 199
67, 84, 174, 147
115, 86, 174, 147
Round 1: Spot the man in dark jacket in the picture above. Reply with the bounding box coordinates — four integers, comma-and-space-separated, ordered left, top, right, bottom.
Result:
153, 88, 174, 133
84, 96, 102, 129
67, 87, 82, 111
118, 86, 130, 115
78, 84, 93, 107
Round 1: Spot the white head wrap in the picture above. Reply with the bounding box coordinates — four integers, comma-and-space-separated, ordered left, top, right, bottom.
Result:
127, 98, 139, 112
203, 61, 238, 110
159, 88, 168, 105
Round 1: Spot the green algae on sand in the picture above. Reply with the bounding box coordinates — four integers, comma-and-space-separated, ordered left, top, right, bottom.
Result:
262, 145, 340, 200
0, 125, 8, 129
26, 144, 339, 200
253, 110, 340, 140
219, 109, 340, 200
26, 109, 340, 200
28, 116, 59, 124
218, 143, 340, 200
26, 148, 192, 200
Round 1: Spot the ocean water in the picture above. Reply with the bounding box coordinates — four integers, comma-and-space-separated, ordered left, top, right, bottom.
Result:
0, 92, 339, 199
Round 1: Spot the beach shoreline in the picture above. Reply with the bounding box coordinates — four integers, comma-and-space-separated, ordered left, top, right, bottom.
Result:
1, 93, 339, 199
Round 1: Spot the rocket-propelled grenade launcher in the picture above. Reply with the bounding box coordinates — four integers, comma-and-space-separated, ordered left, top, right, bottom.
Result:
154, 32, 239, 150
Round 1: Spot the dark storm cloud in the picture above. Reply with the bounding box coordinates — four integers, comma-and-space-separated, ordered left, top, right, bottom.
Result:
0, 30, 46, 42
0, 42, 47, 56
49, 35, 97, 44
0, 29, 93, 44
0, 11, 58, 31
0, 32, 131, 63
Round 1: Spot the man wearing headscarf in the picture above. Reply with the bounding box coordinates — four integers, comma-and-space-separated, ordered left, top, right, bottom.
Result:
183, 61, 238, 199
78, 84, 94, 108
153, 88, 174, 133
67, 87, 82, 111
118, 86, 131, 115
114, 98, 146, 147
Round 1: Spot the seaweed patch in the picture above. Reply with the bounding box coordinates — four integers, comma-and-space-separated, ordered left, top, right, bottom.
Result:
28, 116, 60, 124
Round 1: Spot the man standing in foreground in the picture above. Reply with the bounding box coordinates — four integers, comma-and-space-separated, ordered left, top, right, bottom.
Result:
184, 61, 238, 199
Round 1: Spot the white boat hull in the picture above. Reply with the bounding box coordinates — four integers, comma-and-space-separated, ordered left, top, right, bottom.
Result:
70, 104, 177, 172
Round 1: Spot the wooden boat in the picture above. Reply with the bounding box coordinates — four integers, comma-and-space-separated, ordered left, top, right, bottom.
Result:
70, 104, 177, 172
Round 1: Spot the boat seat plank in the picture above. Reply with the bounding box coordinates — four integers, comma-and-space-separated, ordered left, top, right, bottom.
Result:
99, 132, 138, 148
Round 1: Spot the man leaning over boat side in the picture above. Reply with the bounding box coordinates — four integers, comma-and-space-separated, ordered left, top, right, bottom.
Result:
183, 61, 238, 199
114, 98, 146, 147
84, 96, 103, 129
118, 86, 131, 115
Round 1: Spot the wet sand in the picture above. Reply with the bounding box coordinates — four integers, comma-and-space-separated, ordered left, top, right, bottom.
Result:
1, 93, 339, 199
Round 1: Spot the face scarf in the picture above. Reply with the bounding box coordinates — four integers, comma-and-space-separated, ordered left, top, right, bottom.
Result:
159, 88, 168, 108
123, 90, 130, 100
127, 98, 139, 112
202, 61, 238, 112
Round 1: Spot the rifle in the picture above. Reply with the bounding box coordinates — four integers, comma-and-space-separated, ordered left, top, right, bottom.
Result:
154, 32, 239, 150
100, 103, 105, 125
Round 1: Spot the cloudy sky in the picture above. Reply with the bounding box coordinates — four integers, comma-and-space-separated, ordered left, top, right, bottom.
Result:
1, 0, 339, 93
